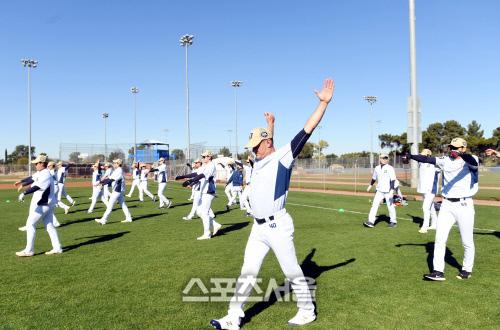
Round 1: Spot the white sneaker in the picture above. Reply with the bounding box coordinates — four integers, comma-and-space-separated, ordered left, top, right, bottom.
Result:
288, 310, 316, 326
16, 250, 34, 257
64, 207, 70, 214
212, 223, 222, 236
45, 249, 63, 255
121, 219, 133, 223
182, 216, 192, 221
418, 227, 428, 234
18, 226, 27, 231
197, 234, 211, 240
210, 315, 241, 330
95, 218, 106, 225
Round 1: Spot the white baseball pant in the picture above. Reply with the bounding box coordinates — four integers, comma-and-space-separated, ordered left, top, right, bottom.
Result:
102, 184, 111, 202
225, 183, 235, 204
228, 186, 243, 207
241, 185, 252, 214
186, 190, 214, 219
158, 182, 170, 207
22, 205, 61, 253
127, 179, 140, 197
368, 190, 396, 224
100, 191, 132, 223
433, 199, 475, 272
88, 186, 108, 213
53, 184, 69, 211
139, 181, 154, 201
421, 193, 438, 229
57, 183, 74, 204
228, 211, 314, 319
196, 193, 220, 237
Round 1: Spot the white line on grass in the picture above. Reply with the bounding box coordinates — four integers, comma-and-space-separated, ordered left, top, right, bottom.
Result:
287, 202, 498, 233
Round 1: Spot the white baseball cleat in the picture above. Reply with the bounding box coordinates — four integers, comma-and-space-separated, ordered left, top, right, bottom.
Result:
64, 207, 70, 215
166, 200, 172, 208
71, 200, 76, 206
94, 218, 106, 225
210, 314, 241, 330
182, 216, 192, 221
212, 223, 222, 236
429, 226, 437, 230
18, 226, 27, 231
197, 235, 211, 240
126, 195, 132, 198
418, 227, 428, 234
16, 250, 34, 257
287, 310, 316, 326
45, 249, 63, 255
121, 219, 133, 223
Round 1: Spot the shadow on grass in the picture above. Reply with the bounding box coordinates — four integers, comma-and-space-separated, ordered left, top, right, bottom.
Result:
63, 231, 130, 252
58, 217, 98, 228
132, 212, 166, 222
171, 202, 192, 208
474, 231, 500, 239
243, 248, 355, 324
217, 222, 249, 236
373, 215, 391, 226
407, 214, 423, 226
395, 242, 461, 272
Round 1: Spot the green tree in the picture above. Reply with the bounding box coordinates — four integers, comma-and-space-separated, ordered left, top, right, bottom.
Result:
171, 149, 185, 160
108, 151, 126, 162
298, 142, 315, 159
218, 147, 232, 157
4, 149, 7, 164
422, 123, 445, 153
88, 154, 106, 163
442, 120, 466, 147
325, 153, 338, 161
237, 150, 252, 161
69, 152, 81, 163
492, 127, 500, 149
316, 140, 329, 158
8, 145, 36, 164
467, 120, 484, 138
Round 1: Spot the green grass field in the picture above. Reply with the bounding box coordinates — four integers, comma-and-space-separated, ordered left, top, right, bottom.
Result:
1, 182, 499, 329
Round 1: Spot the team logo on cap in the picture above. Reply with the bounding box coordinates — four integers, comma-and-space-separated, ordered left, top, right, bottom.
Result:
261, 131, 268, 138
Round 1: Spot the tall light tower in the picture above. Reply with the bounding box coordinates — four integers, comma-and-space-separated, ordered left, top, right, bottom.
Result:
408, 0, 421, 188
180, 34, 194, 162
130, 86, 139, 162
231, 80, 243, 159
364, 96, 377, 169
21, 58, 38, 175
226, 129, 233, 156
102, 112, 109, 161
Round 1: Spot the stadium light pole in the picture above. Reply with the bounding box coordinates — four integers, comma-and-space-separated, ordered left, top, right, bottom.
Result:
180, 34, 194, 162
102, 113, 109, 161
364, 96, 377, 169
130, 86, 139, 162
21, 58, 38, 176
408, 0, 420, 188
226, 129, 233, 156
231, 80, 242, 159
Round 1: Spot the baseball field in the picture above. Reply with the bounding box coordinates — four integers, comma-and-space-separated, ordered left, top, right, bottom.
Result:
1, 181, 499, 329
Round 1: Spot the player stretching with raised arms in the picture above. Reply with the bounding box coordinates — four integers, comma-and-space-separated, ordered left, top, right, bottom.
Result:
404, 138, 479, 281
210, 78, 334, 329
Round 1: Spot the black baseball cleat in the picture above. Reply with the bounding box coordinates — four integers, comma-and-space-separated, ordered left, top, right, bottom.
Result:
456, 270, 472, 280
424, 270, 446, 281
363, 221, 374, 228
226, 205, 230, 211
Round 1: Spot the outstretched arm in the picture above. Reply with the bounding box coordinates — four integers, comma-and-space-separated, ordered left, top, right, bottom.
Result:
303, 78, 335, 134
264, 112, 275, 137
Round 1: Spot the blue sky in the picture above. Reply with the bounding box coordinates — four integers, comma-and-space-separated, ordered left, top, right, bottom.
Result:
1, 0, 499, 159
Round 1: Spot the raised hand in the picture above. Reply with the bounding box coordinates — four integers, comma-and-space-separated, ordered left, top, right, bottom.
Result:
314, 78, 334, 104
